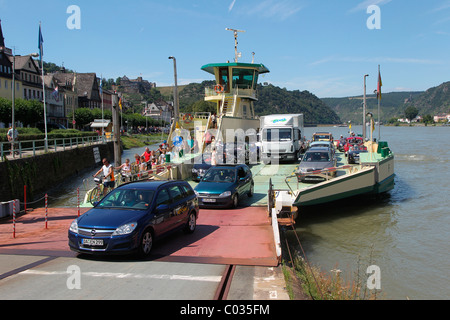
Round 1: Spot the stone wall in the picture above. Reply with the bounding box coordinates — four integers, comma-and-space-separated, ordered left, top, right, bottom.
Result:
0, 142, 115, 202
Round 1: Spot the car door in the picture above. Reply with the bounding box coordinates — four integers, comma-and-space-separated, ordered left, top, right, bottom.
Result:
167, 184, 189, 230
237, 166, 249, 196
153, 188, 173, 236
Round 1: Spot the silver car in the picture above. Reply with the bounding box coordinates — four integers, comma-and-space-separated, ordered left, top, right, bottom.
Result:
297, 147, 337, 182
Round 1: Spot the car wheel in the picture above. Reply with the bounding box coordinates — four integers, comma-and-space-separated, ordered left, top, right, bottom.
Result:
138, 229, 153, 258
231, 194, 239, 208
183, 212, 197, 234
248, 183, 254, 197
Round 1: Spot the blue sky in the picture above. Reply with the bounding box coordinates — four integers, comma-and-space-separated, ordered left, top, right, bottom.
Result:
1, 0, 450, 97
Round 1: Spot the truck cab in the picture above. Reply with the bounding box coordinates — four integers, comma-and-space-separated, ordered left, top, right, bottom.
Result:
260, 114, 305, 164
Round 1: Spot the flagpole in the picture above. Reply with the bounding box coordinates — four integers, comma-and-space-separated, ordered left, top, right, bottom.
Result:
378, 65, 381, 141
100, 75, 104, 139
39, 22, 48, 152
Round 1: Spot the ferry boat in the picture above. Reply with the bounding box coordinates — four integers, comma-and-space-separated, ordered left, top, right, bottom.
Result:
167, 28, 269, 154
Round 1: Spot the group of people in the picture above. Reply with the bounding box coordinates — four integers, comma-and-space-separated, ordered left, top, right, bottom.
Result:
93, 141, 173, 195
133, 144, 170, 174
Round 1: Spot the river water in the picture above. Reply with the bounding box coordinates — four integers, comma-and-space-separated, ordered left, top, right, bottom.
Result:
291, 125, 450, 300
46, 127, 449, 300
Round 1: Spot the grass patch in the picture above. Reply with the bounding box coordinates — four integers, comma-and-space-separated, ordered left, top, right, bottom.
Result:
120, 133, 168, 149
281, 233, 383, 300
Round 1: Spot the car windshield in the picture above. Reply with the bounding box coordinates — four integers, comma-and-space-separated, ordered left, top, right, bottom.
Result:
202, 168, 236, 183
263, 128, 292, 141
303, 151, 330, 162
96, 189, 155, 210
313, 134, 330, 141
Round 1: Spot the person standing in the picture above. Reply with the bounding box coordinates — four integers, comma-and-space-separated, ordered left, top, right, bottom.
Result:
7, 126, 19, 156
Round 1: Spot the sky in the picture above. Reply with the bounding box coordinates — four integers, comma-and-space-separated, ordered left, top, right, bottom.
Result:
1, 0, 450, 98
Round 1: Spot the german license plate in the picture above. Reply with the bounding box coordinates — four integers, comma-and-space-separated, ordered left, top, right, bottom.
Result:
82, 239, 104, 246
202, 198, 216, 203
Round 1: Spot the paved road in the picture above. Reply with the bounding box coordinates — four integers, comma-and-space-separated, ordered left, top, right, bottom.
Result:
0, 207, 289, 301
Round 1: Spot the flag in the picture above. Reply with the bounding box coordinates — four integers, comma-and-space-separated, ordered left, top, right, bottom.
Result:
377, 67, 382, 100
119, 98, 122, 110
52, 86, 59, 101
38, 23, 44, 67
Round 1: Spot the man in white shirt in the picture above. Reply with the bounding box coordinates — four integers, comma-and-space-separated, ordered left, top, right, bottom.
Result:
93, 158, 116, 196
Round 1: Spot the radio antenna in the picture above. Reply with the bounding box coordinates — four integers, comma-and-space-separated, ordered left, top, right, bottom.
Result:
225, 28, 245, 62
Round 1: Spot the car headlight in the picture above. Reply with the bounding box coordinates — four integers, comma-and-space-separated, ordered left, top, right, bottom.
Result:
219, 191, 231, 198
112, 222, 138, 236
194, 190, 199, 197
69, 219, 78, 234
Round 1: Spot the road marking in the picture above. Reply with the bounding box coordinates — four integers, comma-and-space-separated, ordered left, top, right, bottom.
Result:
21, 269, 222, 282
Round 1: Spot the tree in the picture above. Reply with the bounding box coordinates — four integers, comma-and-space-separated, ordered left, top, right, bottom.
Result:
422, 114, 434, 125
404, 106, 419, 122
75, 108, 94, 129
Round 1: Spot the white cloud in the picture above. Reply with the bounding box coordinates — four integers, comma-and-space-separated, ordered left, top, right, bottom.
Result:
229, 0, 236, 12
237, 0, 303, 21
348, 0, 392, 13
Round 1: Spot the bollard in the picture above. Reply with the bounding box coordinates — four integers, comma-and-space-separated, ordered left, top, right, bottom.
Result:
13, 200, 16, 238
24, 185, 27, 214
45, 194, 48, 229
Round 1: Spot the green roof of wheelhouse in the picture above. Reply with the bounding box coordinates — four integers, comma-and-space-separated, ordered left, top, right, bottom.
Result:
201, 62, 270, 75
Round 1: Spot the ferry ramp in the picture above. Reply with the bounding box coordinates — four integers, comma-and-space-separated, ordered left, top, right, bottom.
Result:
0, 206, 278, 267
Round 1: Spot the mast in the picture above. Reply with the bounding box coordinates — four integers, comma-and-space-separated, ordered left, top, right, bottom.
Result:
225, 28, 245, 62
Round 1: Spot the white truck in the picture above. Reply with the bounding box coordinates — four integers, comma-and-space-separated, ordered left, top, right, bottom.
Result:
260, 114, 306, 163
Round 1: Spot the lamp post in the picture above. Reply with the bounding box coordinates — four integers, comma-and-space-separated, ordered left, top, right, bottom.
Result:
363, 74, 369, 142
168, 56, 179, 128
11, 52, 39, 157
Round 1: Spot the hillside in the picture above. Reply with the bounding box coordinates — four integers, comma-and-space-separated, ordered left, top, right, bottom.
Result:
164, 81, 341, 125
254, 85, 340, 124
406, 81, 450, 115
322, 91, 423, 124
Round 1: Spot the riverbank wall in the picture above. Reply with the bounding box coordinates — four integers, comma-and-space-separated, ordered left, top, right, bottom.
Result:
0, 142, 115, 203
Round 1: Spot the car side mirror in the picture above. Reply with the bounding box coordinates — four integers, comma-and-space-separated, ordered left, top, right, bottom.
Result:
156, 204, 169, 212
93, 201, 99, 207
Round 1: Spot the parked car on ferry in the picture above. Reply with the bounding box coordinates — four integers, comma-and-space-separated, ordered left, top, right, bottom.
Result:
297, 147, 337, 183
309, 141, 335, 156
343, 137, 364, 155
194, 164, 254, 208
312, 132, 333, 142
191, 153, 212, 181
68, 180, 199, 258
347, 144, 368, 164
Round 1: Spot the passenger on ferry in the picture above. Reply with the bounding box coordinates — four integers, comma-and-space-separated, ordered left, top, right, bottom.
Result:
115, 158, 132, 182
141, 147, 152, 162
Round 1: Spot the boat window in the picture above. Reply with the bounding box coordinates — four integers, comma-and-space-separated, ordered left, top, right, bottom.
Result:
232, 69, 254, 90
263, 128, 292, 142
219, 67, 229, 92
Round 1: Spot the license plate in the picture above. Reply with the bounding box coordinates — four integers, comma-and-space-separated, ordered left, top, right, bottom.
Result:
82, 239, 104, 246
202, 198, 216, 203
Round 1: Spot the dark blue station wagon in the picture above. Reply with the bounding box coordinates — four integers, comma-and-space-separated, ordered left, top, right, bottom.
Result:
68, 180, 199, 257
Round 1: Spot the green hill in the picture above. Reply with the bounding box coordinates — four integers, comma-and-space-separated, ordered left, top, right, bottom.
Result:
406, 81, 450, 116
322, 91, 423, 124
169, 81, 341, 125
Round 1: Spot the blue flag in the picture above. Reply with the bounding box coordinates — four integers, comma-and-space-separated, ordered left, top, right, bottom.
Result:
38, 24, 43, 65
